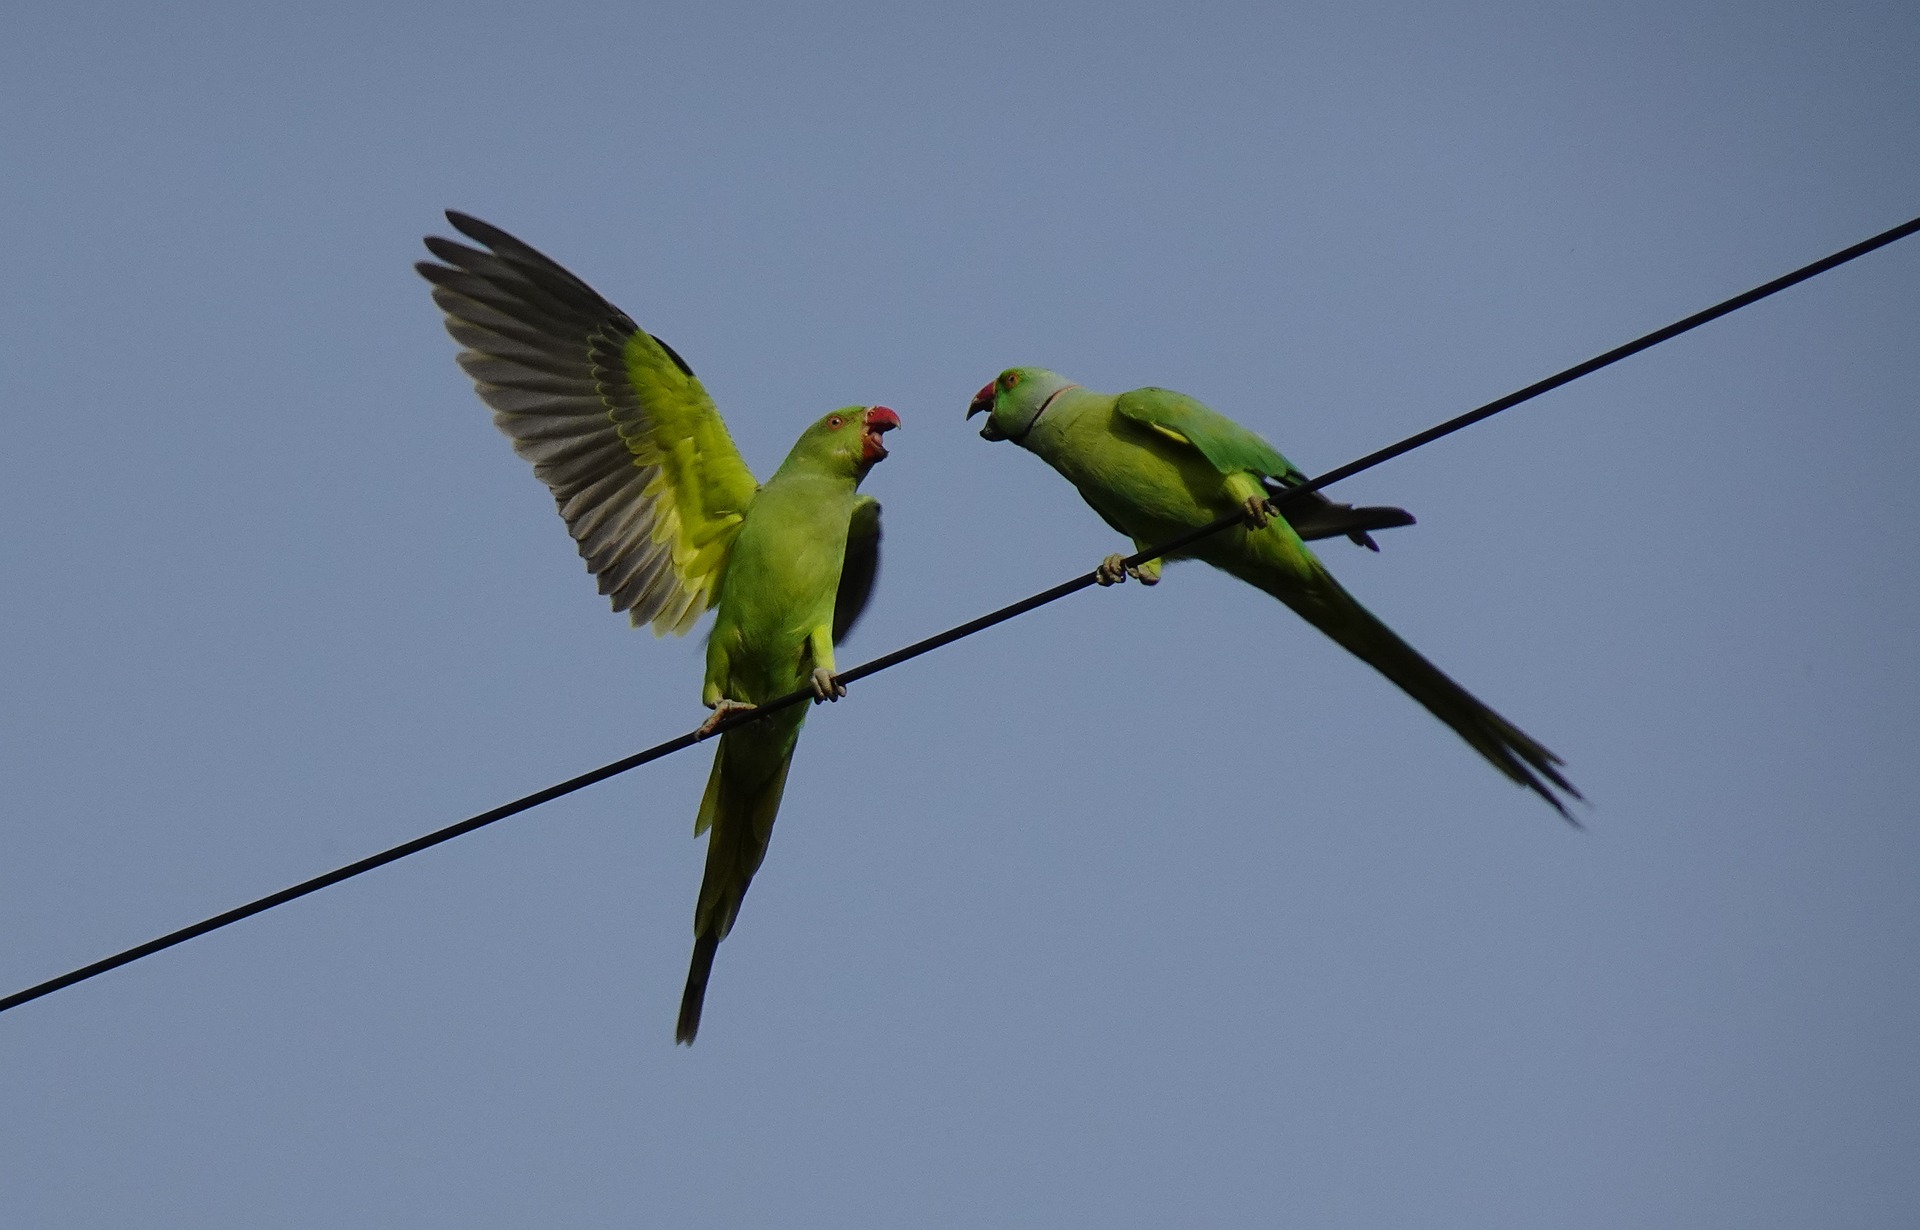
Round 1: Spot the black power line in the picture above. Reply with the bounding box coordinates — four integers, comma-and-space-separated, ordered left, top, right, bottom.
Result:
3, 213, 1915, 1019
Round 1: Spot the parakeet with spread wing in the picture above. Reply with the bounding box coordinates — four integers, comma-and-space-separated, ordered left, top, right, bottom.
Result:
968, 367, 1578, 819
418, 212, 899, 1042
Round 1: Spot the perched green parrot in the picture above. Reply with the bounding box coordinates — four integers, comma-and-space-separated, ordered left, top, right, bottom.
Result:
418, 212, 900, 1042
968, 367, 1579, 818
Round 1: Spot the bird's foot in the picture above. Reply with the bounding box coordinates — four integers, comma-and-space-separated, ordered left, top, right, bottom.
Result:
1128, 558, 1162, 586
1242, 496, 1277, 530
810, 667, 846, 704
696, 698, 754, 738
1095, 553, 1130, 586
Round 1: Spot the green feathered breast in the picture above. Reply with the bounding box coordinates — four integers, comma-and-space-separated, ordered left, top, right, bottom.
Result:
421, 212, 897, 1044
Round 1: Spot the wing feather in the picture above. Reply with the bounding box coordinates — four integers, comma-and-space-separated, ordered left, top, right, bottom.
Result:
832, 496, 883, 643
1113, 387, 1304, 482
419, 212, 758, 633
1116, 387, 1413, 550
454, 354, 596, 395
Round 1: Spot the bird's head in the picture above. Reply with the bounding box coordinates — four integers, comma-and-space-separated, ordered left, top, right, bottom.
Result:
967, 367, 1079, 444
793, 404, 900, 476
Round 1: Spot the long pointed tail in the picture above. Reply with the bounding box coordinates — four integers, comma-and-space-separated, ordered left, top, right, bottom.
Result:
676, 932, 721, 1044
675, 721, 799, 1044
1223, 540, 1582, 821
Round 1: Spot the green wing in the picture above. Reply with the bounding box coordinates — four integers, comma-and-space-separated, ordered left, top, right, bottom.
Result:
419, 212, 759, 635
1113, 387, 1306, 483
1113, 386, 1413, 549
832, 495, 883, 644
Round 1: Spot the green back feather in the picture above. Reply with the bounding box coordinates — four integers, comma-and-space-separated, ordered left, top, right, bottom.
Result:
1113, 387, 1307, 483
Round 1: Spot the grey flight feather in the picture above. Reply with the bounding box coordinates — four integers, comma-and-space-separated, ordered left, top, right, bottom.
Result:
416, 211, 754, 635
832, 495, 883, 643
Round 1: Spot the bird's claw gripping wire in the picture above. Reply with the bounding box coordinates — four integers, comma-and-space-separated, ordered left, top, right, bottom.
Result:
1242, 496, 1277, 530
696, 699, 755, 739
1096, 553, 1161, 587
809, 668, 846, 704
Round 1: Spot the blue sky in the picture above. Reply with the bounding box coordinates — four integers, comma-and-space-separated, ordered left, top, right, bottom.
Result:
3, 2, 1917, 1225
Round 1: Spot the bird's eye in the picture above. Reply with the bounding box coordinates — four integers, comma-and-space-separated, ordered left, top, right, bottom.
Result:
1004, 372, 1021, 389
827, 415, 844, 428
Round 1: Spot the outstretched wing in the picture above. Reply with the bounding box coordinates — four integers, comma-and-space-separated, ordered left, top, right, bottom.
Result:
1114, 387, 1305, 482
417, 211, 759, 635
832, 496, 882, 644
1117, 386, 1412, 550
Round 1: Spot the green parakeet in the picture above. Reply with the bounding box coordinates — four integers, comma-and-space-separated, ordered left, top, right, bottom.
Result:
968, 367, 1578, 818
418, 212, 899, 1042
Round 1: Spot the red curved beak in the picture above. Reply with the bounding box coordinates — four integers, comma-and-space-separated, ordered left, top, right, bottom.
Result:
861, 405, 899, 463
966, 381, 996, 419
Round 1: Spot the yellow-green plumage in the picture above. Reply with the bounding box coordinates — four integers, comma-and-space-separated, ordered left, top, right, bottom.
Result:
971, 367, 1579, 819
679, 430, 880, 1043
419, 213, 895, 1043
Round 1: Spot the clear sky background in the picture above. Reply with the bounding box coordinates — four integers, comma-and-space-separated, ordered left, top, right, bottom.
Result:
3, 2, 1917, 1225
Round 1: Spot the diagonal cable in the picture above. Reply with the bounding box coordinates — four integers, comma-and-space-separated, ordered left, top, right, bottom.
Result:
2, 212, 1914, 1018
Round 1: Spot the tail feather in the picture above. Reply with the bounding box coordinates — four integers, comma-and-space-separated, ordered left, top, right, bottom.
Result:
1226, 542, 1581, 821
676, 932, 720, 1044
675, 721, 799, 1045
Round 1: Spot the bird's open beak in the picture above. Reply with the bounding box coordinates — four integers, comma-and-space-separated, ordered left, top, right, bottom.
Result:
861, 405, 900, 463
967, 381, 1006, 440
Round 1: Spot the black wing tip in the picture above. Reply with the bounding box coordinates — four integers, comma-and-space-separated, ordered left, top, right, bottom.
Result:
413, 257, 477, 291
1346, 505, 1417, 550
441, 210, 543, 264
429, 212, 622, 322
444, 208, 496, 243
422, 234, 477, 263
1372, 506, 1417, 529
420, 212, 489, 259
1346, 504, 1416, 532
